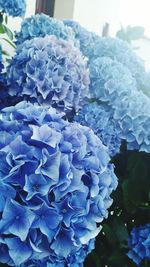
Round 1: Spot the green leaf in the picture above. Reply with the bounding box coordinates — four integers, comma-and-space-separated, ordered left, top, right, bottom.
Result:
0, 24, 5, 34
0, 13, 3, 24
5, 15, 8, 24
122, 179, 142, 213
102, 224, 117, 247
2, 37, 16, 49
3, 25, 13, 40
2, 49, 10, 56
112, 218, 129, 246
109, 250, 128, 266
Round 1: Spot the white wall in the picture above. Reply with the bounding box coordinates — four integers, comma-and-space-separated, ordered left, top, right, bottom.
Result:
54, 0, 75, 19
73, 0, 120, 35
72, 0, 150, 37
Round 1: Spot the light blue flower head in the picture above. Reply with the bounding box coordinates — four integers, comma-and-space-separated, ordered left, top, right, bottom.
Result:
0, 0, 26, 17
0, 101, 117, 266
77, 56, 150, 154
89, 56, 137, 103
114, 90, 150, 153
8, 35, 90, 113
92, 37, 150, 95
76, 102, 122, 157
64, 20, 99, 60
16, 14, 76, 45
127, 224, 150, 265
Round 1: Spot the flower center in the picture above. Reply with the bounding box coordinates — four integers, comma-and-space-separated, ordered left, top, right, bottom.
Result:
62, 208, 67, 214
33, 184, 40, 191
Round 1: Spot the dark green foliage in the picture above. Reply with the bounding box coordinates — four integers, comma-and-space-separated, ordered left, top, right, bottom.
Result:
85, 149, 150, 267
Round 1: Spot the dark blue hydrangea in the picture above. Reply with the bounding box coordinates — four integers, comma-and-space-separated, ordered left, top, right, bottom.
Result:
16, 14, 76, 45
0, 0, 26, 17
127, 224, 150, 265
8, 35, 90, 114
0, 101, 117, 266
89, 56, 137, 103
75, 102, 122, 157
64, 20, 99, 60
92, 37, 150, 95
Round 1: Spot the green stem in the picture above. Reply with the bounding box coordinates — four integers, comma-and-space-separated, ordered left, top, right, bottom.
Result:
1, 37, 16, 49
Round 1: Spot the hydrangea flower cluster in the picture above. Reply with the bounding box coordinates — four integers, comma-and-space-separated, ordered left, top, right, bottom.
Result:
75, 102, 122, 156
0, 0, 26, 17
92, 37, 150, 95
127, 224, 150, 265
76, 56, 150, 155
21, 239, 95, 267
114, 90, 150, 152
89, 56, 137, 102
16, 14, 76, 45
8, 35, 90, 113
64, 20, 99, 60
0, 101, 117, 266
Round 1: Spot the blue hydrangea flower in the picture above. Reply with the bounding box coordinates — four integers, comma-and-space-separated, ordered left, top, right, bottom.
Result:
76, 102, 122, 156
0, 0, 26, 17
8, 35, 90, 114
16, 14, 76, 45
76, 56, 150, 155
127, 224, 150, 265
89, 56, 137, 103
92, 37, 150, 95
0, 101, 117, 266
64, 20, 99, 60
20, 238, 95, 266
113, 90, 150, 152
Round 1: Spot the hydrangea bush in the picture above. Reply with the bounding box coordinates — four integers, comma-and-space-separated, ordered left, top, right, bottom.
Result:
0, 101, 118, 266
0, 2, 149, 266
8, 35, 90, 113
0, 0, 26, 17
16, 14, 76, 45
127, 224, 150, 265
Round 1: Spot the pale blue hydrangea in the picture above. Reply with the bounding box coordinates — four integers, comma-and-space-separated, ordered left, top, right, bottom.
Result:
114, 90, 150, 152
0, 0, 26, 17
92, 37, 150, 95
76, 56, 150, 155
89, 56, 137, 104
8, 35, 90, 113
127, 224, 150, 265
64, 20, 99, 59
75, 102, 121, 156
16, 14, 76, 45
0, 101, 117, 266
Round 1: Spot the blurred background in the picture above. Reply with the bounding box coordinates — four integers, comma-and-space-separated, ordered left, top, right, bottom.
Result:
7, 0, 150, 69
